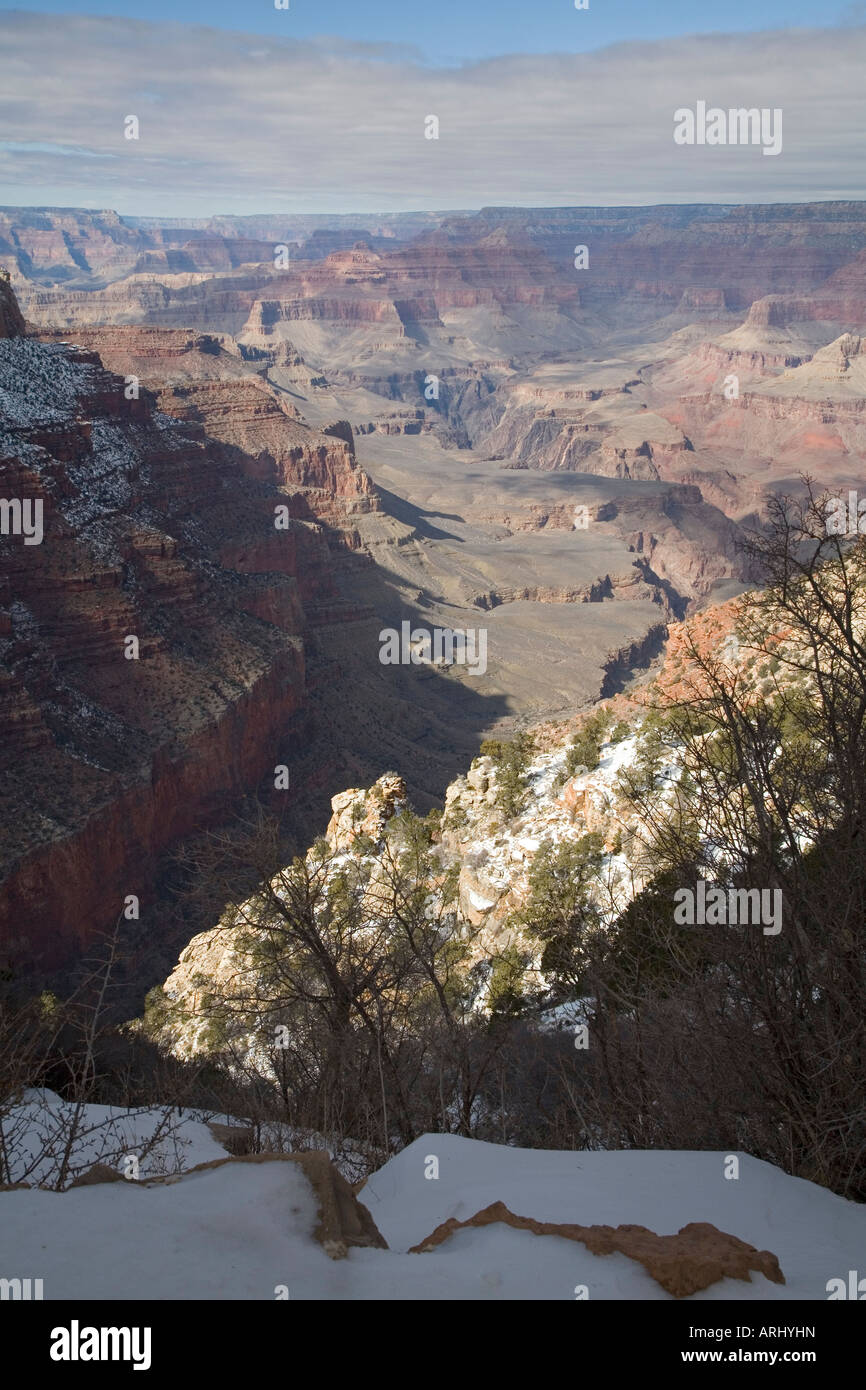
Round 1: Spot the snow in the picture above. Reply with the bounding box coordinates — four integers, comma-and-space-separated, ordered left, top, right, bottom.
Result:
539, 998, 594, 1031
467, 888, 496, 912
2, 1090, 228, 1187
2, 1090, 380, 1189
600, 732, 643, 776
360, 1135, 866, 1302
2, 1160, 327, 1302
2, 1116, 863, 1300
0, 339, 97, 427
447, 731, 659, 931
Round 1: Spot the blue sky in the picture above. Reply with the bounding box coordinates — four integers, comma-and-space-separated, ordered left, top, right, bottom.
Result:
3, 0, 862, 65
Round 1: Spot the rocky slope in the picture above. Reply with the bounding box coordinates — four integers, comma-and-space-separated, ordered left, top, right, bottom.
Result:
152, 549, 854, 1068
0, 290, 378, 972
149, 594, 756, 1056
423, 202, 866, 314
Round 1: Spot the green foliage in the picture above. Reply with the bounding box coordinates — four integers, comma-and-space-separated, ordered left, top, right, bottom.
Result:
554, 710, 612, 791
482, 731, 535, 817
386, 808, 456, 910
37, 991, 61, 1022
351, 832, 377, 857
517, 833, 605, 994
198, 1001, 235, 1052
479, 738, 506, 761
618, 708, 672, 797
564, 709, 610, 779
388, 806, 434, 852
595, 867, 709, 997
141, 985, 170, 1034
486, 944, 532, 1018
442, 799, 468, 831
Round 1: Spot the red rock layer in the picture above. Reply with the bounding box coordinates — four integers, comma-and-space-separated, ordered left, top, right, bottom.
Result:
0, 302, 376, 971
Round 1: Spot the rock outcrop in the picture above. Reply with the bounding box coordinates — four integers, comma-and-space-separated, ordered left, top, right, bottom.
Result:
150, 587, 824, 1058
408, 1201, 785, 1298
326, 773, 408, 850
147, 1150, 388, 1259
0, 272, 25, 338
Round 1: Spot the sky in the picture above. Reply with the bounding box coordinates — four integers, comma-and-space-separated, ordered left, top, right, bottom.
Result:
5, 0, 866, 65
1, 3, 865, 215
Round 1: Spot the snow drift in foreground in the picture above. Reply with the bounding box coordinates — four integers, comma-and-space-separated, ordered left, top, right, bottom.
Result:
2, 1121, 864, 1300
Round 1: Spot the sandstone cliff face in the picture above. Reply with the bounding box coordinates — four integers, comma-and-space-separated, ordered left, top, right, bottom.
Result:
0, 208, 148, 283
650, 323, 866, 507
37, 323, 377, 504
484, 398, 697, 483
36, 324, 380, 587
14, 203, 866, 367
0, 294, 374, 971
326, 773, 408, 850
12, 202, 862, 311
430, 202, 866, 312
0, 209, 457, 293
16, 233, 574, 341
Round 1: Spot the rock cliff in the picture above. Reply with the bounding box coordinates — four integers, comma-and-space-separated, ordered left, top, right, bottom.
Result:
0, 289, 376, 971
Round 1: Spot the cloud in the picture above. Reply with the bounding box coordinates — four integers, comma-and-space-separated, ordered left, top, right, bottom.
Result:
0, 13, 864, 214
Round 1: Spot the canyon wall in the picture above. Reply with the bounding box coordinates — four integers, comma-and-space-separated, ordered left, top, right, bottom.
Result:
0, 294, 377, 971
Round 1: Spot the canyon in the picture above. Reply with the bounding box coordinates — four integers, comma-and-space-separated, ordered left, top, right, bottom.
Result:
0, 276, 376, 971
2, 199, 865, 978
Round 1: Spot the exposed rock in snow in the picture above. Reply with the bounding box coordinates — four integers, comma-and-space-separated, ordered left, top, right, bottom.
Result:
408, 1201, 784, 1299
3, 1125, 863, 1300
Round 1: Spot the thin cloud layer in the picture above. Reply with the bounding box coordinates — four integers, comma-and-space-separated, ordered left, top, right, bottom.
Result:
0, 14, 864, 213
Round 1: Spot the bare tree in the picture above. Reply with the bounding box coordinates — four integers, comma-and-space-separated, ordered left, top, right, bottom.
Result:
569, 483, 866, 1197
